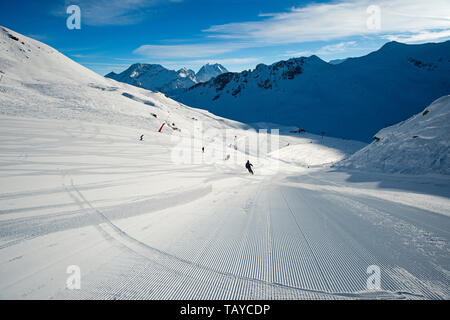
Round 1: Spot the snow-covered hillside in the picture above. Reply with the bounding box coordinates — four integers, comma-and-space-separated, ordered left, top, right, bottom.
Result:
175, 41, 450, 142
0, 27, 449, 300
337, 95, 450, 175
0, 27, 245, 137
106, 62, 228, 96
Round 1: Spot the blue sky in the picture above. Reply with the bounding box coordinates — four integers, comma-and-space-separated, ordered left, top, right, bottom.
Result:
1, 0, 449, 75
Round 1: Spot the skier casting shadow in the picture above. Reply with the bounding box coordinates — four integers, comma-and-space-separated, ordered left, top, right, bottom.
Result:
245, 160, 254, 175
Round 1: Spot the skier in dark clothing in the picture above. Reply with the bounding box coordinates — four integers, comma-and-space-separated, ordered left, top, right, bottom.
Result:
245, 160, 254, 175
140, 134, 144, 141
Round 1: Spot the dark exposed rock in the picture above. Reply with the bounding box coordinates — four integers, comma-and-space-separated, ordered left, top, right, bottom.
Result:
408, 57, 436, 71
213, 72, 235, 92
8, 34, 19, 41
257, 79, 272, 89
232, 86, 241, 96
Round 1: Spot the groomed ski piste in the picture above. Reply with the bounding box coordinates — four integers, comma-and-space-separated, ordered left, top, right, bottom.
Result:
0, 27, 449, 300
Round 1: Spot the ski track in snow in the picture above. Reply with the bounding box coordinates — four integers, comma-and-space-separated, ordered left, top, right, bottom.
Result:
0, 117, 449, 300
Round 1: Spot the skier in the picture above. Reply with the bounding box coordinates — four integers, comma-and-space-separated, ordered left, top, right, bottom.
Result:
202, 147, 205, 153
245, 160, 254, 175
140, 134, 144, 141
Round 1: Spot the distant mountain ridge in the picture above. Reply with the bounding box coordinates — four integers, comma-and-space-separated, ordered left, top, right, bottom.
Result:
106, 63, 228, 95
174, 41, 450, 141
196, 63, 228, 82
328, 58, 347, 65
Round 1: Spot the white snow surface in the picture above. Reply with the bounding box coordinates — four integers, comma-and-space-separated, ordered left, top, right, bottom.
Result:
0, 27, 449, 300
338, 95, 450, 175
176, 41, 450, 142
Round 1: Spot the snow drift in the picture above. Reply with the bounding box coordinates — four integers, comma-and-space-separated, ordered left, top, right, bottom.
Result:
337, 95, 450, 175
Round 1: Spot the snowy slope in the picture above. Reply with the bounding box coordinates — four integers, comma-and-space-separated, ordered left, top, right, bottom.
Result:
176, 41, 450, 142
106, 63, 228, 96
0, 26, 247, 137
337, 95, 450, 175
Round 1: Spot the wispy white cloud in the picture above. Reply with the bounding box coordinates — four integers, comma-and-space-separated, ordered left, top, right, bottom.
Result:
58, 0, 182, 26
384, 29, 450, 43
319, 41, 358, 53
283, 41, 358, 58
70, 54, 89, 58
204, 0, 450, 44
189, 57, 261, 65
133, 43, 249, 58
132, 0, 449, 61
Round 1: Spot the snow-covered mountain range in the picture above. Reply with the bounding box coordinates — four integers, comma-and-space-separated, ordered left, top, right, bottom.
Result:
106, 63, 228, 95
175, 41, 450, 142
337, 95, 450, 175
328, 58, 347, 65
